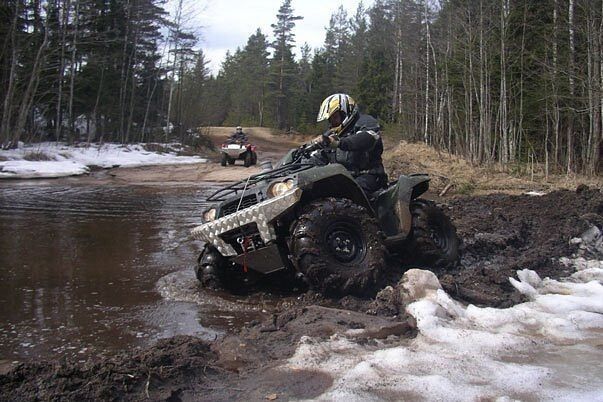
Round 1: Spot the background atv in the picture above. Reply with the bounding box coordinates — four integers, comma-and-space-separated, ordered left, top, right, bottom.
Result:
192, 139, 459, 296
220, 140, 257, 167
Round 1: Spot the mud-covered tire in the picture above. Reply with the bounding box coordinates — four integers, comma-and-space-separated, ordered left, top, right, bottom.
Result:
289, 198, 386, 297
196, 244, 257, 291
243, 151, 253, 167
250, 151, 257, 165
408, 199, 459, 268
220, 153, 228, 167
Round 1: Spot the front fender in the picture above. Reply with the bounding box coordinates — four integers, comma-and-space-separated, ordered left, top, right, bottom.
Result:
297, 164, 373, 214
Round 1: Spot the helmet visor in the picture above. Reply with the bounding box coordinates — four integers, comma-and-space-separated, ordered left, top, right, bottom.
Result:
328, 111, 345, 129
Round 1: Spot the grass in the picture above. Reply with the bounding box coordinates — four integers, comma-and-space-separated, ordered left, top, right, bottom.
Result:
383, 139, 603, 196
143, 143, 169, 154
23, 151, 54, 161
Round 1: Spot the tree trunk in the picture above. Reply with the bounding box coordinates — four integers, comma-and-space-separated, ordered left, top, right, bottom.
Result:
553, 0, 560, 171
0, 1, 19, 148
56, 0, 70, 142
423, 1, 430, 145
13, 11, 51, 146
567, 0, 575, 173
68, 0, 79, 141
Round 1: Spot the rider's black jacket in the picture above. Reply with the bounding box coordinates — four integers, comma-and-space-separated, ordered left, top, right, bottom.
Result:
331, 114, 385, 176
228, 132, 247, 142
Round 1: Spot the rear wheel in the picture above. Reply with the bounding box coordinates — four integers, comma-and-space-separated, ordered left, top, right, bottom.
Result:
408, 199, 459, 268
289, 198, 386, 297
250, 151, 257, 165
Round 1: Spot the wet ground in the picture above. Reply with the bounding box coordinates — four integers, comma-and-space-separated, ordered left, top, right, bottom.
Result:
1, 183, 602, 400
0, 182, 272, 363
0, 127, 306, 367
1, 127, 601, 400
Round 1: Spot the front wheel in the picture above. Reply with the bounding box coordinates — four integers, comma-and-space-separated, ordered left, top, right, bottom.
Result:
407, 199, 459, 268
289, 198, 386, 297
195, 244, 257, 292
243, 151, 253, 167
220, 153, 228, 167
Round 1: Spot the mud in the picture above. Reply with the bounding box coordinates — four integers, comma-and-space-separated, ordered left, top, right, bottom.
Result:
442, 186, 603, 307
0, 305, 414, 401
2, 129, 603, 400
2, 187, 601, 400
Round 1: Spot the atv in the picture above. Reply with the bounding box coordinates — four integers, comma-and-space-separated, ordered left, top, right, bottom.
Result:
220, 140, 257, 167
192, 137, 459, 296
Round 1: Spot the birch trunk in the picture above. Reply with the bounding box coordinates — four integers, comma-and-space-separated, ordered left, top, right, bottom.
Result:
68, 0, 79, 140
56, 0, 70, 141
567, 0, 575, 173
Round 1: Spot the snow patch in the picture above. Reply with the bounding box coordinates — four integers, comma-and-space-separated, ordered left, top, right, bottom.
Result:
285, 266, 603, 401
0, 142, 206, 179
524, 190, 546, 196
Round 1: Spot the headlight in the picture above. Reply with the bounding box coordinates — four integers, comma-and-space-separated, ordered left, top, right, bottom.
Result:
202, 208, 217, 222
268, 179, 296, 198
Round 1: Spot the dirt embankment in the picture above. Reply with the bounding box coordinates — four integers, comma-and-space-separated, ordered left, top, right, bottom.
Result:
2, 131, 603, 401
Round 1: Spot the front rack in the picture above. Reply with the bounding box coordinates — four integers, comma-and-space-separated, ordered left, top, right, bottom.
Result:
207, 163, 315, 201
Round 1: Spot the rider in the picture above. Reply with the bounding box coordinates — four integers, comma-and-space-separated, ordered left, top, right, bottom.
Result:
229, 126, 248, 143
314, 93, 387, 194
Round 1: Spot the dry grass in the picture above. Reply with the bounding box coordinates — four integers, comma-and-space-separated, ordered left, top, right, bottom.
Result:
23, 151, 55, 161
143, 143, 170, 154
384, 140, 603, 196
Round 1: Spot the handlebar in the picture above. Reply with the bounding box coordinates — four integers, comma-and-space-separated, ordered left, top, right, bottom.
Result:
288, 131, 338, 164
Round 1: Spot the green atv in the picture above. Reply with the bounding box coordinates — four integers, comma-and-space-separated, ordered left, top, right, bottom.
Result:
191, 139, 459, 296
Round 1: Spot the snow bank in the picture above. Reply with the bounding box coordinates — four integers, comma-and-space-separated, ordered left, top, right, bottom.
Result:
285, 259, 603, 400
0, 142, 206, 179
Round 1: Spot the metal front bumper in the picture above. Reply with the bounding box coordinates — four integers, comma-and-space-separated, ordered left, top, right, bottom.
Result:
223, 148, 244, 158
191, 188, 301, 257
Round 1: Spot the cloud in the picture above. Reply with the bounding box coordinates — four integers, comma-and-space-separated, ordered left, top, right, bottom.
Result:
190, 0, 374, 74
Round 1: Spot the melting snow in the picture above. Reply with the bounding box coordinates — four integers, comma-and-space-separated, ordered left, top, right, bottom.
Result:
0, 142, 206, 179
285, 252, 603, 400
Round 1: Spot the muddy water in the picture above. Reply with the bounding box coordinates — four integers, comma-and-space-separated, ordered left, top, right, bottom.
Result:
0, 183, 268, 362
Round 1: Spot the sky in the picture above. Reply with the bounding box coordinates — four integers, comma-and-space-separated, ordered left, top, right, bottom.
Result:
184, 0, 375, 75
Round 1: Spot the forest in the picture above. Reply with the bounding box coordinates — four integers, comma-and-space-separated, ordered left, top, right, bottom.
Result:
1, 0, 602, 175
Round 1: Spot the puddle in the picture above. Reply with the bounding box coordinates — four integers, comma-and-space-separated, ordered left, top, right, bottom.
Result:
0, 183, 267, 361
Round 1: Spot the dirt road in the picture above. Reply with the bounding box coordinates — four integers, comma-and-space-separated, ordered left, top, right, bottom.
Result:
103, 127, 305, 185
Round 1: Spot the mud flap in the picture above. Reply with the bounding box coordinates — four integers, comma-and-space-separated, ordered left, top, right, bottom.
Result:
376, 174, 430, 246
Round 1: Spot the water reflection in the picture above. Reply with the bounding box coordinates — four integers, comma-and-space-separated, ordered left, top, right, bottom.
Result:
0, 184, 264, 362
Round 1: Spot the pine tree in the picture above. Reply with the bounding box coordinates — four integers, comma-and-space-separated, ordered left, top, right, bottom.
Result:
357, 0, 395, 120
269, 0, 303, 130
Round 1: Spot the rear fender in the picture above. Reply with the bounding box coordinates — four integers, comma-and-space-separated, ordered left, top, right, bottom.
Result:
376, 174, 430, 239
